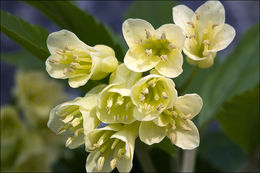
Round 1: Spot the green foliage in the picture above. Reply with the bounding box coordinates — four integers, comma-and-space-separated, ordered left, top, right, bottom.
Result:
1, 51, 44, 71
216, 85, 259, 154
24, 0, 123, 59
0, 10, 49, 61
198, 131, 246, 172
198, 24, 259, 127
124, 1, 178, 29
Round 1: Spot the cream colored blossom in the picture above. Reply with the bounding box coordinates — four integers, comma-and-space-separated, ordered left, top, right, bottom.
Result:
131, 74, 177, 121
97, 64, 142, 124
123, 19, 185, 78
48, 85, 105, 149
85, 122, 139, 172
46, 30, 118, 88
173, 1, 235, 68
13, 70, 68, 124
139, 94, 202, 150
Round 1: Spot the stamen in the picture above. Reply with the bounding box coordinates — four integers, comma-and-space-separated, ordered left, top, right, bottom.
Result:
168, 43, 176, 50
111, 139, 120, 150
160, 31, 166, 40
107, 98, 113, 108
141, 88, 149, 95
135, 39, 142, 45
145, 49, 153, 57
70, 62, 80, 68
116, 95, 124, 106
187, 21, 195, 28
125, 102, 130, 111
140, 94, 145, 102
48, 58, 59, 64
203, 40, 210, 45
63, 68, 73, 74
212, 23, 219, 29
65, 137, 72, 147
156, 104, 163, 111
97, 156, 105, 171
189, 34, 195, 39
110, 158, 117, 170
73, 55, 78, 59
65, 44, 74, 51
162, 92, 168, 99
62, 115, 74, 123
183, 113, 192, 120
145, 29, 151, 39
181, 122, 192, 131
118, 148, 126, 158
195, 11, 200, 20
71, 117, 82, 127
56, 50, 64, 55
173, 111, 178, 118
169, 132, 176, 144
171, 121, 176, 130
148, 80, 156, 87
160, 55, 168, 62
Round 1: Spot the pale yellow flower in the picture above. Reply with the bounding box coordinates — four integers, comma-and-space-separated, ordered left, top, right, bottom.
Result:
46, 30, 118, 88
173, 1, 235, 68
131, 74, 177, 121
48, 85, 105, 149
13, 70, 68, 124
123, 19, 185, 78
97, 64, 142, 124
139, 94, 202, 150
85, 122, 139, 172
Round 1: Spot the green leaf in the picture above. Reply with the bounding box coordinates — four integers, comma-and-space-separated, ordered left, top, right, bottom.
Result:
198, 131, 246, 171
198, 24, 259, 127
0, 10, 49, 61
124, 0, 179, 29
24, 0, 124, 60
1, 51, 44, 71
216, 85, 259, 154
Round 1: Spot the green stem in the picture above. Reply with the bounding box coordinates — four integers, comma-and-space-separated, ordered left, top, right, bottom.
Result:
135, 141, 156, 172
181, 149, 197, 172
178, 66, 199, 94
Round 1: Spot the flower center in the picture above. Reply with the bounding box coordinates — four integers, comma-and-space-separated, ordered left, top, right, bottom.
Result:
139, 78, 169, 113
106, 93, 134, 122
186, 11, 219, 57
49, 45, 93, 77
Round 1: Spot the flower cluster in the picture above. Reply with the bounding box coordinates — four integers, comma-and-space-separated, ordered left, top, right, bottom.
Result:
46, 1, 234, 172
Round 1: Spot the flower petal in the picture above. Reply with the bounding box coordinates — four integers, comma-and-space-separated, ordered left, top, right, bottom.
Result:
156, 24, 185, 51
86, 150, 113, 172
45, 54, 67, 79
133, 108, 158, 121
175, 94, 203, 119
172, 5, 194, 33
123, 18, 155, 47
68, 75, 91, 88
155, 49, 183, 78
174, 120, 199, 150
209, 24, 236, 52
153, 113, 171, 127
139, 121, 167, 145
195, 1, 225, 29
47, 29, 88, 54
124, 46, 160, 72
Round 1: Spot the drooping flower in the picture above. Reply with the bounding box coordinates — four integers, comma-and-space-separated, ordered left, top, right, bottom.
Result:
173, 1, 235, 68
46, 30, 118, 88
131, 74, 177, 121
13, 70, 68, 125
97, 64, 142, 124
123, 19, 185, 78
85, 122, 139, 172
139, 94, 203, 149
48, 85, 106, 149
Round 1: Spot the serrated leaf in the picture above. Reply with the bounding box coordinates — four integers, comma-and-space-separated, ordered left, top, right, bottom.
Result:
124, 1, 179, 29
216, 85, 259, 154
24, 0, 124, 60
0, 10, 49, 61
198, 24, 259, 127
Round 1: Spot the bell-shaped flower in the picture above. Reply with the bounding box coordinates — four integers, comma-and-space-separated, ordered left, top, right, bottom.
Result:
131, 74, 177, 121
48, 85, 106, 149
139, 94, 202, 150
13, 71, 68, 125
85, 122, 139, 172
97, 64, 142, 124
123, 19, 185, 78
46, 30, 118, 88
173, 1, 235, 68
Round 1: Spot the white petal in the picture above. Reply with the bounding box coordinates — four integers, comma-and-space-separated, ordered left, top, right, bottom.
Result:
116, 156, 133, 173
209, 24, 236, 52
175, 94, 203, 119
133, 108, 158, 121
156, 24, 185, 51
183, 48, 207, 61
172, 5, 194, 33
124, 46, 160, 72
68, 75, 91, 88
86, 151, 113, 172
81, 108, 100, 134
122, 18, 155, 47
139, 121, 167, 145
47, 29, 88, 54
153, 114, 170, 127
45, 54, 67, 79
174, 120, 199, 150
155, 49, 183, 78
195, 1, 225, 29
